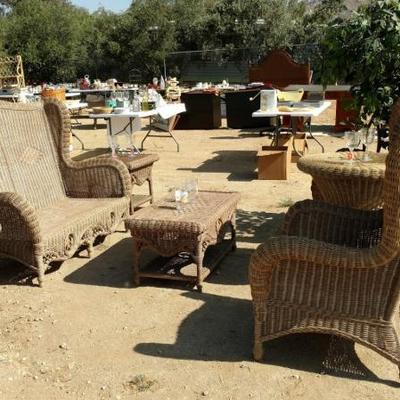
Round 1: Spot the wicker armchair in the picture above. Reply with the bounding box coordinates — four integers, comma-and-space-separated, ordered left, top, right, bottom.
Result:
249, 100, 400, 373
0, 99, 131, 286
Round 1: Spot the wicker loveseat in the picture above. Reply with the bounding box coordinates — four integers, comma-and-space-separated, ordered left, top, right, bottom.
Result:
0, 99, 131, 286
249, 100, 400, 373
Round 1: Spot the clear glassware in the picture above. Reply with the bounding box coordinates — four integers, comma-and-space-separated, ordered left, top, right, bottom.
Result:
110, 141, 117, 158
185, 178, 199, 197
345, 131, 360, 162
174, 188, 183, 212
360, 127, 375, 161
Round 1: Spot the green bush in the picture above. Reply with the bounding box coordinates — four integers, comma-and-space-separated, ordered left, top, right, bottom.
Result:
321, 0, 400, 124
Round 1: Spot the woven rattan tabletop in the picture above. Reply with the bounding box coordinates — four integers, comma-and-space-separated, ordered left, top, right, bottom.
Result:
297, 152, 386, 209
125, 190, 240, 234
297, 152, 386, 179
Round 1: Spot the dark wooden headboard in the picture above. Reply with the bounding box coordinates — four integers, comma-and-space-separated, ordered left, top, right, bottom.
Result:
248, 50, 311, 88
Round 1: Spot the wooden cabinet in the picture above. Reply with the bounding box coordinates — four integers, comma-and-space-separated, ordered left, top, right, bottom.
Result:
175, 91, 221, 130
225, 89, 272, 129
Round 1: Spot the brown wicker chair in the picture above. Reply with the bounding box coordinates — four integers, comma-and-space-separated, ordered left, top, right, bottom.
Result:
0, 99, 131, 286
249, 100, 400, 373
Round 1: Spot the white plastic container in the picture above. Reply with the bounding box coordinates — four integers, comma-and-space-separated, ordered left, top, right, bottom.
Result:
260, 89, 278, 112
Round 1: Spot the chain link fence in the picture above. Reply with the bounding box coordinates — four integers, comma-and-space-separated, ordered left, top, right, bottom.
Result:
164, 44, 321, 84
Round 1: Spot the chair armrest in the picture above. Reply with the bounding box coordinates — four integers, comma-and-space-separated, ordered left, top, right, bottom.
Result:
249, 235, 388, 303
0, 192, 41, 243
282, 200, 383, 248
63, 157, 132, 198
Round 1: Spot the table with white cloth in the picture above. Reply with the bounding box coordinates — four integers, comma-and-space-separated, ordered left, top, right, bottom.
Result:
89, 103, 186, 153
252, 100, 331, 155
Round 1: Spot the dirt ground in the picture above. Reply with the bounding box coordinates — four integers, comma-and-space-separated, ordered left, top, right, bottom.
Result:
1, 102, 399, 399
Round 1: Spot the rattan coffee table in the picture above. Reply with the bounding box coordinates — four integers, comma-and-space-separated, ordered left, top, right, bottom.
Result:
124, 190, 240, 292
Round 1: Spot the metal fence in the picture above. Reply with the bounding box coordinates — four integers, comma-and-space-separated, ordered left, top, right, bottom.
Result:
164, 44, 321, 84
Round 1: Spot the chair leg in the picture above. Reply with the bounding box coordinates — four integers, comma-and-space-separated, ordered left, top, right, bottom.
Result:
36, 256, 45, 288
253, 341, 264, 361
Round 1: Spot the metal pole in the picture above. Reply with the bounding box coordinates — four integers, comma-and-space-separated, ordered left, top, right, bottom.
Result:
163, 58, 167, 79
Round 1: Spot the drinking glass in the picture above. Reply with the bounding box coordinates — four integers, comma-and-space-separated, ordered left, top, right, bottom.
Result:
186, 179, 199, 195
344, 131, 360, 162
360, 127, 375, 161
171, 188, 183, 212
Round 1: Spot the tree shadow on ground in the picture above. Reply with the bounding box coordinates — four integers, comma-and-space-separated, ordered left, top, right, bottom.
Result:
236, 209, 285, 244
134, 291, 400, 387
178, 150, 258, 181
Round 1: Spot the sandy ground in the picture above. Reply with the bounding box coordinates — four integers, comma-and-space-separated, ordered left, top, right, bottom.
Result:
0, 103, 399, 399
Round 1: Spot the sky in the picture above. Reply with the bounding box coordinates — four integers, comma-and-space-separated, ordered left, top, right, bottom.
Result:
70, 0, 131, 13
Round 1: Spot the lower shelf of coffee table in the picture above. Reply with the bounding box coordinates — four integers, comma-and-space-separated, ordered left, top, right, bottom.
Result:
138, 239, 234, 284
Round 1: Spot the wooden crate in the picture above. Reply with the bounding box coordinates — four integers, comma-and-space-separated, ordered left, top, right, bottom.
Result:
257, 145, 289, 180
277, 133, 307, 162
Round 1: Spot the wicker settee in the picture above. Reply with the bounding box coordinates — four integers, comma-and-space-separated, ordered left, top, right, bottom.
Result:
249, 101, 400, 373
0, 99, 131, 286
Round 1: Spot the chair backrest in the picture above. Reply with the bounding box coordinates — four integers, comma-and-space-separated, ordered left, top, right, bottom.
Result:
378, 100, 400, 319
0, 100, 66, 209
381, 100, 400, 257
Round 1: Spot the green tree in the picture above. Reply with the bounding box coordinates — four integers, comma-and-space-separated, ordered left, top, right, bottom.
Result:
320, 0, 400, 123
4, 0, 92, 82
199, 0, 306, 60
107, 0, 176, 81
83, 8, 120, 80
172, 0, 215, 51
300, 0, 347, 44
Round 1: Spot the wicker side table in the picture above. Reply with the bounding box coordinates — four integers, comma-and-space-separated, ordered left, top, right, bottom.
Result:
124, 190, 240, 292
298, 152, 386, 210
105, 153, 159, 212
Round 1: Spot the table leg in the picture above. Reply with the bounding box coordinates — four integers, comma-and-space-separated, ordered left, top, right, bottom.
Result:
290, 118, 303, 157
72, 131, 85, 150
307, 119, 325, 153
128, 117, 141, 154
193, 242, 205, 293
271, 118, 283, 146
140, 116, 180, 152
148, 170, 154, 204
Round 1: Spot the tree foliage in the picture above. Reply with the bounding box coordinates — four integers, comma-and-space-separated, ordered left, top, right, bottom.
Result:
0, 0, 365, 84
108, 0, 176, 81
4, 0, 92, 82
199, 0, 306, 60
321, 0, 400, 123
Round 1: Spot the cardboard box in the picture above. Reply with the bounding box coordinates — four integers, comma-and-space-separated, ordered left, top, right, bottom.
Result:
257, 146, 289, 180
277, 133, 308, 162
